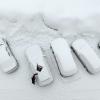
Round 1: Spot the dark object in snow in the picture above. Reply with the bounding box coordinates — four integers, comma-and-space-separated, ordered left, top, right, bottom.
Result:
32, 73, 38, 84
37, 64, 43, 72
98, 42, 100, 49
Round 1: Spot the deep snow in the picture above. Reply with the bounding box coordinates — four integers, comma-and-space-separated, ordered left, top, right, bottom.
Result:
0, 13, 100, 99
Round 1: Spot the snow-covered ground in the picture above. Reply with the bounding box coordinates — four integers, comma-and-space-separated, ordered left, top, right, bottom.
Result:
0, 13, 100, 100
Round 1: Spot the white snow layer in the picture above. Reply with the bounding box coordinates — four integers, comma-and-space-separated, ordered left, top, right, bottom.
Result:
0, 13, 100, 100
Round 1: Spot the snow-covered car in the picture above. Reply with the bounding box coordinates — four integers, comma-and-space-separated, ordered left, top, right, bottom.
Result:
0, 38, 18, 73
50, 38, 78, 77
71, 39, 100, 74
25, 45, 53, 86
